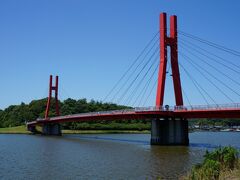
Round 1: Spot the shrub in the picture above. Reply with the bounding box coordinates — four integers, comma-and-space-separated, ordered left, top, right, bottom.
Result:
204, 146, 238, 170
188, 146, 239, 180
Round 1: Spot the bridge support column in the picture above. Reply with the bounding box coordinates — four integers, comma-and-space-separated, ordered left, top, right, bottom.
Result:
42, 124, 62, 136
27, 126, 37, 134
151, 118, 189, 145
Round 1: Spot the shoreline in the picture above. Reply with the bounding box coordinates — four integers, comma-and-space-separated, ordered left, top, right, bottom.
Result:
1, 126, 240, 135
0, 126, 150, 134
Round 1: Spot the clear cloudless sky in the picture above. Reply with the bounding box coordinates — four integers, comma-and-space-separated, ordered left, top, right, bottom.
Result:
0, 0, 240, 109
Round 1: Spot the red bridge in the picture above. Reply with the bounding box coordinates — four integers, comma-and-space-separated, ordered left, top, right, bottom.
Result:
27, 104, 240, 125
27, 13, 240, 145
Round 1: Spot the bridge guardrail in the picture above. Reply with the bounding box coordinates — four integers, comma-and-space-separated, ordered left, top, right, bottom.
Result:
48, 108, 136, 121
177, 103, 240, 111
34, 103, 240, 121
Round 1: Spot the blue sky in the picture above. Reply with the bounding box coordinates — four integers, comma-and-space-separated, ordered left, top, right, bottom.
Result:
0, 0, 240, 109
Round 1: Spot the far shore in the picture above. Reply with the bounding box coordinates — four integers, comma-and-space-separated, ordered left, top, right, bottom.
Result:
0, 126, 150, 134
1, 126, 240, 135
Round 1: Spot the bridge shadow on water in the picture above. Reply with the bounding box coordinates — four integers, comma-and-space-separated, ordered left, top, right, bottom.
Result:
62, 134, 240, 150
75, 135, 149, 144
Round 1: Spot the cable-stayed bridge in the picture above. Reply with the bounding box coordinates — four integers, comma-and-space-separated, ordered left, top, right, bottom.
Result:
27, 13, 240, 145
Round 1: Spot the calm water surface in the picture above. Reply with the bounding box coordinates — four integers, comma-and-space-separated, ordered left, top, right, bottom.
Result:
0, 132, 240, 179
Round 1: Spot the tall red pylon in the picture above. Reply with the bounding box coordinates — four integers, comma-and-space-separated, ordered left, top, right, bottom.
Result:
156, 13, 183, 107
45, 75, 60, 119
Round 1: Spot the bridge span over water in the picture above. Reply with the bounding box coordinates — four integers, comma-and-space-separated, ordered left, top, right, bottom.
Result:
27, 12, 240, 145
28, 104, 240, 126
27, 103, 240, 145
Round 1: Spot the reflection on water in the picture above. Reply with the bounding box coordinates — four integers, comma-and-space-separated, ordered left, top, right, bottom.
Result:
0, 132, 239, 179
66, 134, 224, 149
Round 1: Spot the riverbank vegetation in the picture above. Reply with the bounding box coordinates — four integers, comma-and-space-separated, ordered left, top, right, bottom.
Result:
0, 125, 29, 134
0, 125, 149, 134
0, 98, 152, 131
62, 121, 150, 131
183, 146, 240, 180
0, 98, 150, 131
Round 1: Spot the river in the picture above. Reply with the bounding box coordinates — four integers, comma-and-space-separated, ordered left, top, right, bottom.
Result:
0, 132, 240, 179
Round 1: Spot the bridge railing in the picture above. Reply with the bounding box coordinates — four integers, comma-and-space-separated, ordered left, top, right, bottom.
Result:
48, 108, 136, 121
134, 103, 240, 112
174, 103, 240, 111
35, 103, 240, 121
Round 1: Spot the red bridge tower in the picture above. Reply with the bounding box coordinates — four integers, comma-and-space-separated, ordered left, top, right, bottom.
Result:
156, 13, 183, 107
42, 75, 61, 135
151, 13, 189, 145
45, 75, 60, 119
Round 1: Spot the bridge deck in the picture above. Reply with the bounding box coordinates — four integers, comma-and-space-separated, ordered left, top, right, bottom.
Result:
27, 104, 240, 127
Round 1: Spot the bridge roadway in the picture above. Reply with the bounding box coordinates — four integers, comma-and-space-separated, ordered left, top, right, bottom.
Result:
27, 104, 240, 127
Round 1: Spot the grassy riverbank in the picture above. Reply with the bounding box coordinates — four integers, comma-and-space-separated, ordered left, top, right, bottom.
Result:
182, 146, 240, 180
0, 125, 150, 134
0, 126, 30, 134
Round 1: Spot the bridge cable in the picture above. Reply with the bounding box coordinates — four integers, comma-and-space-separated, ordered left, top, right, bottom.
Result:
178, 38, 240, 74
170, 45, 217, 105
178, 31, 240, 57
178, 63, 211, 105
182, 88, 192, 107
179, 52, 240, 98
168, 47, 192, 106
142, 78, 158, 107
179, 52, 235, 103
116, 46, 160, 104
126, 55, 159, 107
179, 44, 240, 88
109, 37, 160, 103
135, 62, 159, 107
124, 52, 159, 106
102, 31, 159, 102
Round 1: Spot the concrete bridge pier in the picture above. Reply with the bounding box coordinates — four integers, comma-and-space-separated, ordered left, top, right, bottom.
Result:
151, 118, 189, 145
27, 125, 37, 134
42, 123, 62, 136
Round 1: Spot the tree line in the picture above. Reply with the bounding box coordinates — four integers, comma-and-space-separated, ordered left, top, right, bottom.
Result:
0, 98, 150, 130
